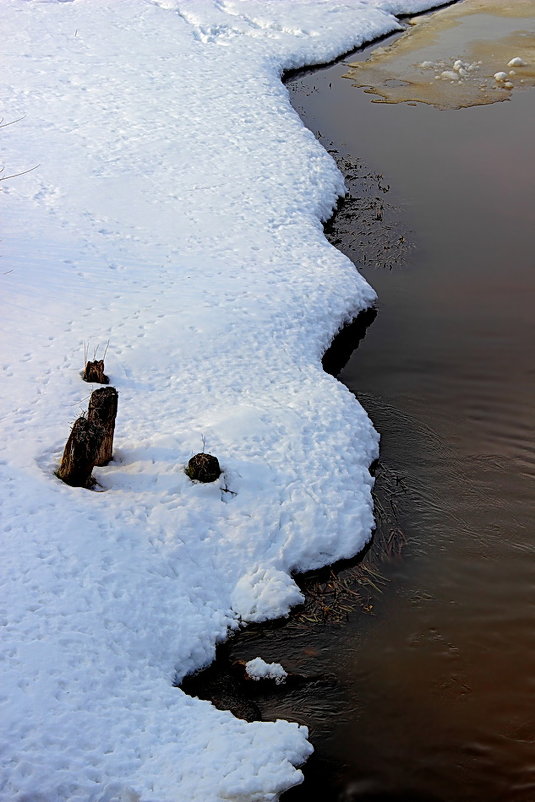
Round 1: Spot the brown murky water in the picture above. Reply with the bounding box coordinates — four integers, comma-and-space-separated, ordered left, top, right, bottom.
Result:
227, 6, 535, 802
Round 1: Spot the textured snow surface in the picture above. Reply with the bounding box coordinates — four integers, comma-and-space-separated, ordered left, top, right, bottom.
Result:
246, 658, 288, 684
1, 1, 444, 800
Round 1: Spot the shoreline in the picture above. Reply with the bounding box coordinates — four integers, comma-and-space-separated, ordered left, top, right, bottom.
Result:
181, 5, 535, 799
176, 21, 415, 771
1, 3, 482, 800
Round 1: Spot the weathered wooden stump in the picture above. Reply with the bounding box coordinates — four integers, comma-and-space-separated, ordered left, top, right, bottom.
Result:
87, 387, 118, 466
57, 417, 104, 487
82, 359, 109, 384
185, 453, 221, 483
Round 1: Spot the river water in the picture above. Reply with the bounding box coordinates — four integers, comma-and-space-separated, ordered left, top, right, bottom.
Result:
227, 6, 535, 801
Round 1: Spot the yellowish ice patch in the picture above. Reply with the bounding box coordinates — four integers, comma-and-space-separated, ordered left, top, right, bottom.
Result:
344, 0, 535, 109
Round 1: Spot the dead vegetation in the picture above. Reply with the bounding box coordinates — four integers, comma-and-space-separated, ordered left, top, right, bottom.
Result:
285, 460, 409, 629
185, 452, 221, 483
323, 150, 413, 271
82, 341, 109, 384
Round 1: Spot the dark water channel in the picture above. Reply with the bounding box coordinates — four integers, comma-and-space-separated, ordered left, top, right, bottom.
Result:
212, 11, 535, 802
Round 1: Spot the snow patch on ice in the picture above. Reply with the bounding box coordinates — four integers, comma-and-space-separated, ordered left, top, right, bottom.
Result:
440, 69, 460, 81
421, 57, 480, 82
508, 56, 527, 67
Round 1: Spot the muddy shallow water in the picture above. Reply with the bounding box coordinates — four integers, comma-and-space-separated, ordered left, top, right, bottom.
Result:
225, 6, 535, 801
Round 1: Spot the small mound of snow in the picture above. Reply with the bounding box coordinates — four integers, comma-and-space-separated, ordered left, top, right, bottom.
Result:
494, 72, 508, 82
231, 566, 304, 622
451, 60, 470, 78
440, 70, 459, 81
246, 657, 288, 685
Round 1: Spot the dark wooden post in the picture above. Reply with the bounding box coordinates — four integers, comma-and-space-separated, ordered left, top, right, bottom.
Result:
87, 387, 118, 466
57, 417, 104, 487
82, 359, 109, 384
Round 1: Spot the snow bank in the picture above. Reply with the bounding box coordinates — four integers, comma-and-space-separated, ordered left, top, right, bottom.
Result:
0, 1, 446, 799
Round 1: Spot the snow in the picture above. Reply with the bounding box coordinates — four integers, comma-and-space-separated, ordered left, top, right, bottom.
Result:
508, 57, 527, 67
0, 1, 447, 800
440, 69, 460, 81
245, 658, 288, 685
420, 57, 480, 84
414, 50, 533, 98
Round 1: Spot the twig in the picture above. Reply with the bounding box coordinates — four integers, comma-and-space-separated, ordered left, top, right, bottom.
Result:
0, 116, 25, 129
0, 164, 40, 182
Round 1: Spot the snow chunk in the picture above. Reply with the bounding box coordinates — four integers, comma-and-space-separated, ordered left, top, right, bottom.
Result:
494, 71, 508, 82
232, 566, 305, 623
508, 57, 527, 68
246, 657, 288, 684
440, 69, 460, 81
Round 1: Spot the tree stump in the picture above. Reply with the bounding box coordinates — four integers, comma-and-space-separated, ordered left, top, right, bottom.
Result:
57, 417, 104, 487
82, 359, 109, 384
185, 453, 221, 483
87, 387, 118, 466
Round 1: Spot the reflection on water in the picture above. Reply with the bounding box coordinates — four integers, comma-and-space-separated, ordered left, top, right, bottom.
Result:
344, 0, 535, 109
269, 5, 534, 801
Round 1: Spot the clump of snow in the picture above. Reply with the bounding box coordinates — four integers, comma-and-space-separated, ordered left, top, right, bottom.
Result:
420, 57, 480, 83
0, 1, 446, 800
508, 57, 527, 68
416, 53, 529, 98
246, 657, 289, 684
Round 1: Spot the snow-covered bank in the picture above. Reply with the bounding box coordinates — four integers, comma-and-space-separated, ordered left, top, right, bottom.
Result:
1, 2, 447, 800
